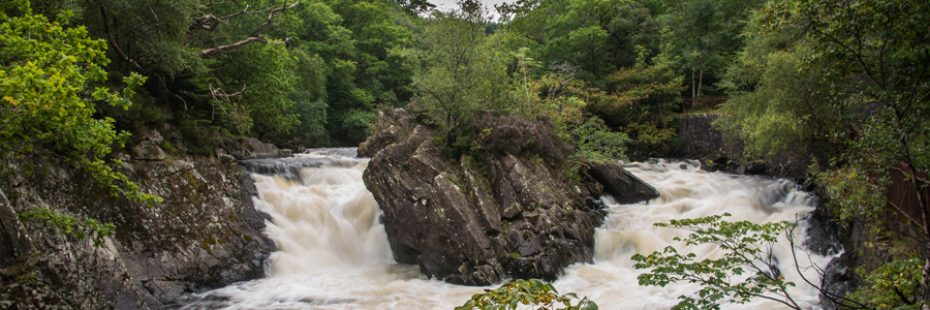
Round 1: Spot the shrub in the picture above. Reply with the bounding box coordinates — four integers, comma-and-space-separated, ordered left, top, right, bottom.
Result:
457, 279, 597, 310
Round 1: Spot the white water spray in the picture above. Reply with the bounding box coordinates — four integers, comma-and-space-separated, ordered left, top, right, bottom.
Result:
183, 151, 835, 309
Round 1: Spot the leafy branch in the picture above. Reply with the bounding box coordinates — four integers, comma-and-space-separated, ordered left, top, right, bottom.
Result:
634, 214, 929, 309
632, 214, 800, 309
457, 279, 597, 310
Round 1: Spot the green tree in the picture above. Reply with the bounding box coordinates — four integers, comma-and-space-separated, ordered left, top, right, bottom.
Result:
26, 0, 417, 147
716, 0, 930, 300
0, 3, 154, 203
715, 12, 845, 160
411, 6, 499, 130
787, 0, 930, 297
507, 0, 662, 82
658, 0, 757, 102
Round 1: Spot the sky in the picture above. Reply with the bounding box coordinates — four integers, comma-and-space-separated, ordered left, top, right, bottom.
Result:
430, 0, 512, 19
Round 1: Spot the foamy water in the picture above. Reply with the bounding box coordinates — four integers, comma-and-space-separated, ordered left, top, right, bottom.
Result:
182, 151, 835, 309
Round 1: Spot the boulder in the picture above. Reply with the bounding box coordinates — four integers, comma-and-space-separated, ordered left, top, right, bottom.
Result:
588, 163, 659, 204
132, 140, 167, 161
362, 109, 655, 285
230, 138, 279, 159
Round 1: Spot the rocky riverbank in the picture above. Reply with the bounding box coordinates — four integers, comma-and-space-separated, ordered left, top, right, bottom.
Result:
0, 144, 275, 308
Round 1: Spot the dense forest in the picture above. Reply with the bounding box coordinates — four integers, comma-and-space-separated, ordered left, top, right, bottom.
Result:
2, 0, 929, 308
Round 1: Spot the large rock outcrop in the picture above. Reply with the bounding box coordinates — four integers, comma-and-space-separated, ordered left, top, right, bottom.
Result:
360, 109, 657, 285
0, 155, 273, 309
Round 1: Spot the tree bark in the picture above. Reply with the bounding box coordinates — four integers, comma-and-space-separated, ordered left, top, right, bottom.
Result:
689, 69, 696, 110
697, 69, 704, 100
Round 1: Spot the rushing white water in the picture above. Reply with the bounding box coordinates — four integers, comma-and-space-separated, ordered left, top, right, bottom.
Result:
183, 150, 836, 309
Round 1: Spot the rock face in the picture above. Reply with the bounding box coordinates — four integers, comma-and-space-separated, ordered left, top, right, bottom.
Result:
131, 140, 167, 161
0, 156, 273, 309
360, 108, 656, 285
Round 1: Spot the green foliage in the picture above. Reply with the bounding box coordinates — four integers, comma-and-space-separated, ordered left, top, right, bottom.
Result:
587, 60, 682, 158
0, 6, 157, 204
456, 279, 597, 310
23, 0, 418, 147
716, 1, 930, 302
18, 207, 115, 247
658, 0, 757, 94
632, 214, 801, 309
226, 42, 300, 139
714, 10, 846, 161
412, 9, 505, 130
569, 117, 630, 163
810, 164, 885, 229
849, 258, 927, 309
507, 0, 661, 81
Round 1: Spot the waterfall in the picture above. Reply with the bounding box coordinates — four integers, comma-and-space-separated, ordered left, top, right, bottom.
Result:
182, 150, 835, 309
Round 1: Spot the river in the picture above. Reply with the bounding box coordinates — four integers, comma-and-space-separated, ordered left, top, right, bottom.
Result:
182, 148, 836, 309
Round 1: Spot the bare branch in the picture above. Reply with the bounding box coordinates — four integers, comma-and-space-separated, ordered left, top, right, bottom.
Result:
200, 36, 266, 57
195, 1, 298, 57
786, 226, 871, 309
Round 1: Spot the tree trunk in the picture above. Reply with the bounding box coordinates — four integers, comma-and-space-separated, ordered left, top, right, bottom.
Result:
690, 70, 696, 110
697, 69, 704, 100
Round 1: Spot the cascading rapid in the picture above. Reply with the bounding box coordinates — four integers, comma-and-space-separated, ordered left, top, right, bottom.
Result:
182, 150, 836, 309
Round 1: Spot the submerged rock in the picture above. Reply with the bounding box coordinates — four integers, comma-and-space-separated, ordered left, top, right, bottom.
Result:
360, 108, 655, 285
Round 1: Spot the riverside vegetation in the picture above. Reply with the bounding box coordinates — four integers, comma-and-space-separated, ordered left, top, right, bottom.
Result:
1, 0, 929, 309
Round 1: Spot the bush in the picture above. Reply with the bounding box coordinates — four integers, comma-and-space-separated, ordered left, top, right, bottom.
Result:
457, 279, 597, 310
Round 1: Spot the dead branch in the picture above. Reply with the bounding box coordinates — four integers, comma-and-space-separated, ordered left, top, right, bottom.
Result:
200, 36, 266, 57
197, 1, 297, 57
189, 2, 299, 33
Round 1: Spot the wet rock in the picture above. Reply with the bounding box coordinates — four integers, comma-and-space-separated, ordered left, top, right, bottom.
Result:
819, 252, 859, 310
803, 206, 843, 256
588, 163, 659, 204
362, 108, 639, 285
